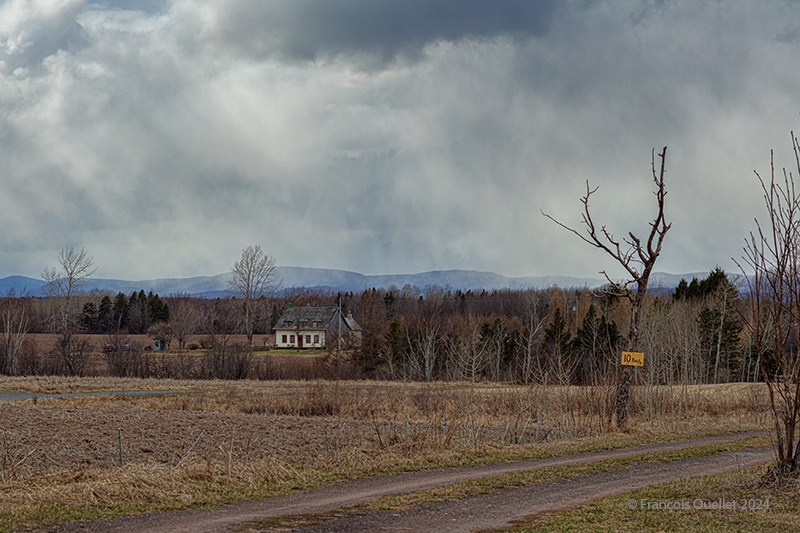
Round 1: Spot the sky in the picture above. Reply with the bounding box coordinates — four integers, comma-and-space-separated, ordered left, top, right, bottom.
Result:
1, 0, 799, 281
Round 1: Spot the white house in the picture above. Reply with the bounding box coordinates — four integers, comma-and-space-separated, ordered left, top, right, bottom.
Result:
273, 305, 361, 349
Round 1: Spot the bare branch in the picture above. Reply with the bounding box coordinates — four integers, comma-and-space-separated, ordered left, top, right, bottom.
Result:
542, 147, 671, 302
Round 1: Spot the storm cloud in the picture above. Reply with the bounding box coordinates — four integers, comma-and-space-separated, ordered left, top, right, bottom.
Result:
201, 0, 557, 62
1, 0, 799, 281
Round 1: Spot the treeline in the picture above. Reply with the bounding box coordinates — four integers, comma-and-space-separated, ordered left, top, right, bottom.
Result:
0, 268, 759, 384
344, 267, 753, 385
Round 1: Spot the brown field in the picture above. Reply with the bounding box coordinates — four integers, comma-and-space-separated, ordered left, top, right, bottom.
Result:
23, 333, 327, 380
26, 333, 276, 351
0, 376, 773, 531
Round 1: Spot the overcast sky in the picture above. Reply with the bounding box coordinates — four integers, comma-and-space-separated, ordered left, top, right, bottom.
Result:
1, 0, 799, 281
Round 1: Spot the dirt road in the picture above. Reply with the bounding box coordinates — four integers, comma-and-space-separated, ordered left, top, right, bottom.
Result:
50, 431, 772, 533
283, 446, 772, 533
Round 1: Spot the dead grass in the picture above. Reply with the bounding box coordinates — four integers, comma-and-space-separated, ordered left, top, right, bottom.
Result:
513, 465, 800, 533
7, 379, 770, 435
0, 375, 203, 394
0, 455, 342, 530
0, 377, 773, 531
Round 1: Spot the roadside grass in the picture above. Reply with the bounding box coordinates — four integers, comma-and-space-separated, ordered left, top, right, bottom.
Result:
0, 457, 351, 532
511, 465, 800, 532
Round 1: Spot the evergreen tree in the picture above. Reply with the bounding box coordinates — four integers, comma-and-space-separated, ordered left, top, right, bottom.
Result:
80, 302, 97, 332
97, 295, 113, 333
673, 278, 689, 300
698, 274, 741, 383
112, 292, 129, 331
544, 307, 574, 383
674, 266, 730, 300
147, 292, 169, 324
545, 307, 571, 354
675, 267, 742, 382
127, 290, 149, 334
352, 288, 387, 376
572, 304, 621, 383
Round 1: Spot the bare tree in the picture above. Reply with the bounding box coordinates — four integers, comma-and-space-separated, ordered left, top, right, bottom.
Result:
406, 298, 443, 381
49, 334, 92, 377
228, 245, 279, 345
447, 314, 489, 444
201, 298, 245, 379
42, 246, 97, 333
543, 147, 671, 426
738, 132, 800, 472
167, 296, 200, 351
41, 247, 97, 376
516, 291, 546, 383
0, 294, 31, 375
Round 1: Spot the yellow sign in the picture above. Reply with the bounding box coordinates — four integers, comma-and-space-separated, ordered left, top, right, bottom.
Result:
621, 351, 644, 367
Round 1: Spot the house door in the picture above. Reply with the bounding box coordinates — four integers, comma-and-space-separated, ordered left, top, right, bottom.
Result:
298, 334, 303, 348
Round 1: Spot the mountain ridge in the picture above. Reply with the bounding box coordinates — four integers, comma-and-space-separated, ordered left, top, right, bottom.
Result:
0, 267, 711, 298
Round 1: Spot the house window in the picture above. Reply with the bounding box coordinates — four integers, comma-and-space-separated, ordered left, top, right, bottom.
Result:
284, 320, 292, 327
290, 335, 295, 344
312, 321, 319, 328
282, 335, 287, 343
305, 335, 311, 344
314, 335, 320, 344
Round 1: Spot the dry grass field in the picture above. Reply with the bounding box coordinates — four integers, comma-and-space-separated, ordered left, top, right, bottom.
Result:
0, 376, 773, 531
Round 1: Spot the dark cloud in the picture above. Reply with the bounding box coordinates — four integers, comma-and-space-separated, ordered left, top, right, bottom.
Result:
210, 0, 558, 62
89, 0, 167, 15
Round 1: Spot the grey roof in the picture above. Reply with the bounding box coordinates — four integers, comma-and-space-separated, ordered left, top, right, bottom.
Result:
274, 306, 360, 332
276, 306, 337, 328
344, 315, 362, 332
279, 306, 336, 324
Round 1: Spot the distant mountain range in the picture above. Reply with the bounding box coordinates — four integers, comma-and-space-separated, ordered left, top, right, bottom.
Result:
0, 267, 709, 298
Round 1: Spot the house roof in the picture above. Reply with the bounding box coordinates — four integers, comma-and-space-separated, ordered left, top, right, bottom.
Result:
275, 305, 365, 330
275, 306, 336, 329
343, 315, 362, 332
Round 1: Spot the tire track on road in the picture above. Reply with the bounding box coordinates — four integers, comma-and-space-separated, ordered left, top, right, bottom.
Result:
52, 431, 771, 533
